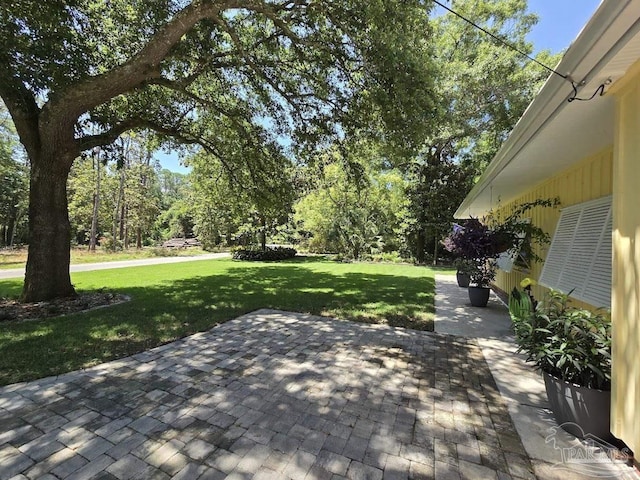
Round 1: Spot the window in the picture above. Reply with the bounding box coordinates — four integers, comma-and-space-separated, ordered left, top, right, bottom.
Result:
496, 220, 529, 273
539, 196, 612, 308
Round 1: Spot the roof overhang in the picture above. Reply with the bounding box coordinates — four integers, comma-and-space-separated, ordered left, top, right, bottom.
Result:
455, 0, 640, 218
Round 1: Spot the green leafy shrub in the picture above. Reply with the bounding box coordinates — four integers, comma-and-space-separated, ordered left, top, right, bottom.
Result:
510, 289, 611, 390
369, 252, 404, 263
232, 246, 297, 261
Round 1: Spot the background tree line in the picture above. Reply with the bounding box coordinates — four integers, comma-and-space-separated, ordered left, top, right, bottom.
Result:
0, 102, 28, 247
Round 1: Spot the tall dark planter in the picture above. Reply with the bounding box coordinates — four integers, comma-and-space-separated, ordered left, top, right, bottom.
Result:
456, 271, 470, 288
543, 371, 613, 442
468, 286, 490, 307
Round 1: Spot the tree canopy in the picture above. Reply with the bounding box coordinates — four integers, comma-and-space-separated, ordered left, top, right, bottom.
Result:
402, 0, 559, 262
0, 0, 565, 299
0, 0, 438, 301
294, 142, 407, 259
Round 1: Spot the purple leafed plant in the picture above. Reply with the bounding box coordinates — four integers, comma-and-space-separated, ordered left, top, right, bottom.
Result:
443, 218, 502, 287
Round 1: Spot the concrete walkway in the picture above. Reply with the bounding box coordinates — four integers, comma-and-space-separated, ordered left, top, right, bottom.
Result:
434, 274, 637, 480
0, 253, 230, 280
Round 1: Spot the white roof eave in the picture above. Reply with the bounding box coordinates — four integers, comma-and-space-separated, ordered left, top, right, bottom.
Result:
455, 0, 640, 218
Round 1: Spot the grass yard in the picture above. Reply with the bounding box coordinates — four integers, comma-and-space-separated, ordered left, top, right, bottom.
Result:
0, 246, 212, 270
0, 257, 436, 385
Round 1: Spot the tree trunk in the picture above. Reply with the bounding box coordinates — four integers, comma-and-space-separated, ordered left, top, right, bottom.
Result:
123, 207, 129, 249
112, 170, 124, 251
9, 216, 18, 247
136, 227, 142, 249
415, 230, 425, 264
6, 211, 16, 247
22, 154, 75, 302
8, 208, 22, 247
260, 216, 266, 252
119, 204, 126, 241
2, 205, 18, 247
89, 154, 100, 252
433, 235, 438, 266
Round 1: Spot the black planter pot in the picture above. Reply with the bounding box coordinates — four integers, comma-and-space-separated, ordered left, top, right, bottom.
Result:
456, 271, 470, 288
543, 371, 613, 442
468, 286, 490, 307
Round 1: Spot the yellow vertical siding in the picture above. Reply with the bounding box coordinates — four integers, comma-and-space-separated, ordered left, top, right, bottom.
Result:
611, 73, 640, 454
493, 66, 640, 453
493, 148, 613, 308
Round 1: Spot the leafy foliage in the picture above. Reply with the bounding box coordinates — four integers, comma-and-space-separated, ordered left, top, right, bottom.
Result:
68, 134, 162, 249
0, 0, 438, 300
402, 153, 473, 263
445, 198, 557, 284
188, 146, 294, 250
487, 197, 560, 266
443, 219, 501, 286
0, 102, 27, 246
294, 144, 406, 260
508, 285, 534, 320
401, 0, 560, 263
510, 289, 611, 390
232, 246, 297, 261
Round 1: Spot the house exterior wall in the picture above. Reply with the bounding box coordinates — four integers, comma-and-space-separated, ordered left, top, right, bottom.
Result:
490, 65, 640, 453
611, 70, 640, 454
493, 147, 613, 309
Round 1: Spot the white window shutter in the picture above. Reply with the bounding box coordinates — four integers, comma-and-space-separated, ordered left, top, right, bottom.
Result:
539, 196, 612, 308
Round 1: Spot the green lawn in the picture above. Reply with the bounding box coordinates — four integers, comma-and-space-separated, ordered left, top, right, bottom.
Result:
0, 257, 435, 385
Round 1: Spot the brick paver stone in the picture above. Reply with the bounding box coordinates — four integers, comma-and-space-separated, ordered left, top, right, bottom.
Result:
0, 309, 535, 479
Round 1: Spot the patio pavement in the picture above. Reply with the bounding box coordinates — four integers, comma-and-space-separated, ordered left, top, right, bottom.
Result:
435, 274, 638, 480
0, 275, 636, 480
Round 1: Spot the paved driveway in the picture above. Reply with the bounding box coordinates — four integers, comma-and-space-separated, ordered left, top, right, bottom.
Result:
0, 310, 533, 480
0, 253, 230, 280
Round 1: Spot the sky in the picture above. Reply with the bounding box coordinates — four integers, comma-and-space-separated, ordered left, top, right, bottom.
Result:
156, 0, 603, 174
526, 0, 601, 52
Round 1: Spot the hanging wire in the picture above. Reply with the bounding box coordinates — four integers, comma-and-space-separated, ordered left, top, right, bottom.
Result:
432, 0, 567, 79
568, 78, 612, 102
433, 0, 610, 103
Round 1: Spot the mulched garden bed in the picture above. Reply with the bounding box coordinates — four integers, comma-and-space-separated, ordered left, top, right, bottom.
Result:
0, 292, 129, 322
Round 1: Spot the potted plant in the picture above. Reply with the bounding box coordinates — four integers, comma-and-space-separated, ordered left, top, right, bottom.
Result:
444, 225, 472, 288
487, 197, 559, 269
466, 256, 498, 307
453, 258, 474, 288
444, 218, 501, 306
509, 283, 613, 441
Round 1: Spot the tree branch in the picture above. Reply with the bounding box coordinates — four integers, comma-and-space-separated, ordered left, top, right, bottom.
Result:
0, 63, 41, 158
77, 118, 146, 151
140, 118, 241, 184
44, 1, 235, 124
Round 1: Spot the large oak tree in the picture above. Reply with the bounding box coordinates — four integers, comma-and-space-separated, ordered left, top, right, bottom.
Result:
0, 0, 436, 301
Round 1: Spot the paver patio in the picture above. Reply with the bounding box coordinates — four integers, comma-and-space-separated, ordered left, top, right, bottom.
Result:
0, 308, 534, 480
